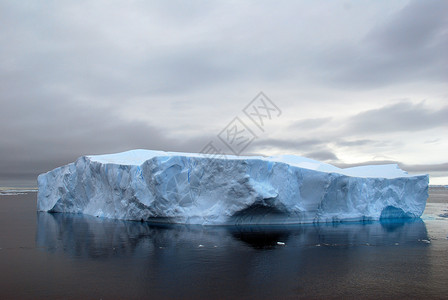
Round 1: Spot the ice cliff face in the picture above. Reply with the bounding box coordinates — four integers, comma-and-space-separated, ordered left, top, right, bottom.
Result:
37, 149, 429, 225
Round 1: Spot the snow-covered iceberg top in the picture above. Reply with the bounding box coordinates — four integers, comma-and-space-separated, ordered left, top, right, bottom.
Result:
88, 149, 413, 179
37, 149, 429, 225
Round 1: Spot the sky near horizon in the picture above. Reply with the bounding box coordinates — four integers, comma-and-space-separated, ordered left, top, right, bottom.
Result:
1, 0, 447, 185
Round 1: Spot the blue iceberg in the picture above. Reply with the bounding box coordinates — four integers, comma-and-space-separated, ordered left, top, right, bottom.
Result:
37, 149, 428, 225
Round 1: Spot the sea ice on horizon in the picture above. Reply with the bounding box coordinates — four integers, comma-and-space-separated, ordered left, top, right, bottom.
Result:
37, 149, 429, 225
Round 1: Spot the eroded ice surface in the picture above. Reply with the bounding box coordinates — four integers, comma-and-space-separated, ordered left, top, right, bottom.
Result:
37, 149, 429, 225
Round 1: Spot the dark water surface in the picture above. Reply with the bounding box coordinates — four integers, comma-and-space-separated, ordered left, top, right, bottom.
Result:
1, 189, 448, 299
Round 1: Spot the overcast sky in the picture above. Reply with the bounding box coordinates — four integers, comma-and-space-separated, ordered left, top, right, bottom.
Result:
1, 0, 447, 185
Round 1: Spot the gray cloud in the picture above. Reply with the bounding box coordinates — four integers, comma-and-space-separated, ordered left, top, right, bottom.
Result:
251, 138, 325, 152
0, 93, 218, 180
345, 101, 448, 134
322, 0, 448, 87
0, 99, 167, 178
367, 0, 448, 52
401, 162, 448, 173
335, 139, 376, 147
288, 118, 332, 130
250, 138, 339, 162
304, 150, 339, 162
0, 1, 447, 185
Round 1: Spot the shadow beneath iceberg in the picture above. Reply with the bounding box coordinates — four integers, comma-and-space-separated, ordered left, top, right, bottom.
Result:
227, 218, 428, 249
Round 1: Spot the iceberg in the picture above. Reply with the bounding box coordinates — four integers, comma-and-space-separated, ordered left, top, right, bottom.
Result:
37, 149, 428, 225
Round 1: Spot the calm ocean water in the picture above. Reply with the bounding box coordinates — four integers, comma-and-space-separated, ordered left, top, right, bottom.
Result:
0, 187, 447, 299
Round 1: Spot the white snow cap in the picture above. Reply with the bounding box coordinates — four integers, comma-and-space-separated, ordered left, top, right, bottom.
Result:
89, 149, 413, 179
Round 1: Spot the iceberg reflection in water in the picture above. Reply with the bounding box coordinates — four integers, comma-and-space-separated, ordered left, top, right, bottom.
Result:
37, 212, 429, 255
36, 212, 432, 299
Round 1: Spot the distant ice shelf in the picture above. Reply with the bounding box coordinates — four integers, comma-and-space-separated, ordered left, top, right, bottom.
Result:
37, 149, 429, 225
